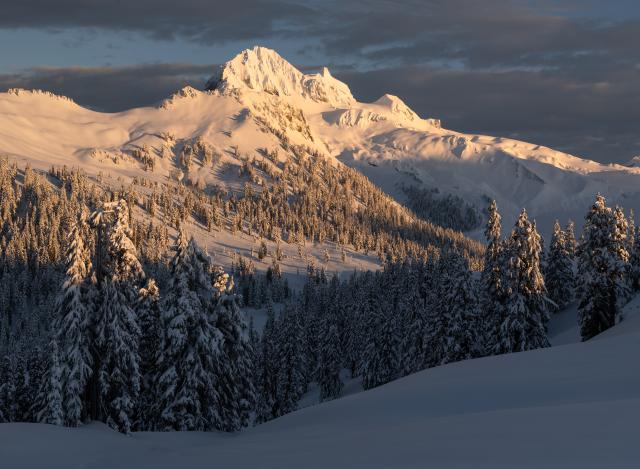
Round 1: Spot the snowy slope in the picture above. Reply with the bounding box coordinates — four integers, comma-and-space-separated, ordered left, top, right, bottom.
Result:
3, 298, 640, 469
2, 46, 640, 239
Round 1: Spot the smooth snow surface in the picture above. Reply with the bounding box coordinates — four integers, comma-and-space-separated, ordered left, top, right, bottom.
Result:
2, 47, 640, 238
2, 298, 640, 469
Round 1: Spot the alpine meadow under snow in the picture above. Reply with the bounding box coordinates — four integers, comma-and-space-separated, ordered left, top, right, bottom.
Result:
1, 46, 640, 468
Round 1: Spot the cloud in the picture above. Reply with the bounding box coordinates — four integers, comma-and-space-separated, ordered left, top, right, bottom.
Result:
0, 0, 313, 43
0, 63, 214, 111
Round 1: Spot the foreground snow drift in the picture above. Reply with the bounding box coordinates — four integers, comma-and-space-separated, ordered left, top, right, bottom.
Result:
3, 299, 640, 469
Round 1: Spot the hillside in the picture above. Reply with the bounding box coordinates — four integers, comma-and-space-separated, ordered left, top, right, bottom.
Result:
2, 46, 640, 239
2, 296, 639, 469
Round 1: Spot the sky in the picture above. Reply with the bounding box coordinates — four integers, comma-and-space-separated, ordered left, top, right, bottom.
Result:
1, 0, 639, 164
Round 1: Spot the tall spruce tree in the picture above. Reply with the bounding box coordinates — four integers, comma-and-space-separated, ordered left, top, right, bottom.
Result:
399, 274, 429, 376
157, 230, 222, 431
361, 294, 399, 390
215, 281, 256, 431
34, 338, 64, 426
56, 214, 93, 426
435, 250, 480, 365
275, 303, 306, 415
577, 195, 629, 340
0, 355, 16, 422
136, 279, 161, 430
614, 206, 632, 304
317, 305, 343, 401
255, 301, 278, 423
545, 220, 574, 311
496, 210, 550, 353
630, 226, 640, 290
564, 221, 577, 258
480, 200, 505, 355
94, 200, 144, 433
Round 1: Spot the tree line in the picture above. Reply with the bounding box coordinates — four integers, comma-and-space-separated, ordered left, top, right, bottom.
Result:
1, 152, 639, 433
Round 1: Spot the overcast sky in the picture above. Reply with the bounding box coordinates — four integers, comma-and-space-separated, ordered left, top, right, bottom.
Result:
1, 0, 639, 164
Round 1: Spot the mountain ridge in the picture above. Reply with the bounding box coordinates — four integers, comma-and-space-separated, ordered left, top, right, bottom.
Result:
2, 46, 640, 237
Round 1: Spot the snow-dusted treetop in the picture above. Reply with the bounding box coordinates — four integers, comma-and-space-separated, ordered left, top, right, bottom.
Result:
206, 46, 356, 108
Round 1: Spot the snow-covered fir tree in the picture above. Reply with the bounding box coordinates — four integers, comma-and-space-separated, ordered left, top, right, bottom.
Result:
0, 355, 17, 422
361, 294, 399, 390
630, 225, 640, 290
275, 303, 307, 415
255, 300, 279, 423
577, 195, 629, 341
496, 209, 550, 353
399, 264, 430, 376
136, 279, 162, 430
214, 279, 256, 431
33, 338, 64, 426
434, 250, 480, 365
56, 214, 93, 426
614, 206, 632, 304
316, 304, 343, 401
480, 200, 505, 355
157, 230, 222, 431
93, 200, 144, 433
564, 221, 577, 258
544, 220, 574, 311
246, 316, 261, 425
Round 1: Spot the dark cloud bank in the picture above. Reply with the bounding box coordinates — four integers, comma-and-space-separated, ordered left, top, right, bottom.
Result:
1, 0, 639, 163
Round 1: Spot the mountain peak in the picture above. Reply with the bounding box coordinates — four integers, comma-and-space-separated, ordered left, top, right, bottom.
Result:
625, 155, 640, 168
6, 87, 76, 105
373, 94, 420, 121
206, 46, 355, 108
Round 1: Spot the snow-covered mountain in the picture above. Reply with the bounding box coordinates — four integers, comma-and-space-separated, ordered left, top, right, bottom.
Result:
2, 46, 640, 238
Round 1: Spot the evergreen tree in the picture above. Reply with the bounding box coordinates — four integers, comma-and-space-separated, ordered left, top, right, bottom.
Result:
0, 355, 16, 422
545, 220, 574, 311
630, 226, 640, 290
480, 200, 505, 355
400, 265, 430, 376
13, 355, 32, 421
214, 281, 256, 431
577, 195, 629, 340
136, 279, 161, 430
255, 301, 278, 423
435, 250, 480, 364
564, 221, 577, 258
316, 306, 343, 401
56, 215, 93, 426
94, 200, 144, 433
25, 347, 45, 421
275, 304, 306, 415
496, 210, 550, 353
361, 295, 399, 390
157, 230, 222, 431
614, 206, 632, 303
34, 338, 64, 425
246, 316, 261, 425
95, 281, 140, 433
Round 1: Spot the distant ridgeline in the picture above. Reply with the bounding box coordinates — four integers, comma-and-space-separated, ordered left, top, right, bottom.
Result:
1, 155, 638, 435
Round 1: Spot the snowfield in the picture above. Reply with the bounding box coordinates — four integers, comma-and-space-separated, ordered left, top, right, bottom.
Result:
3, 297, 639, 469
